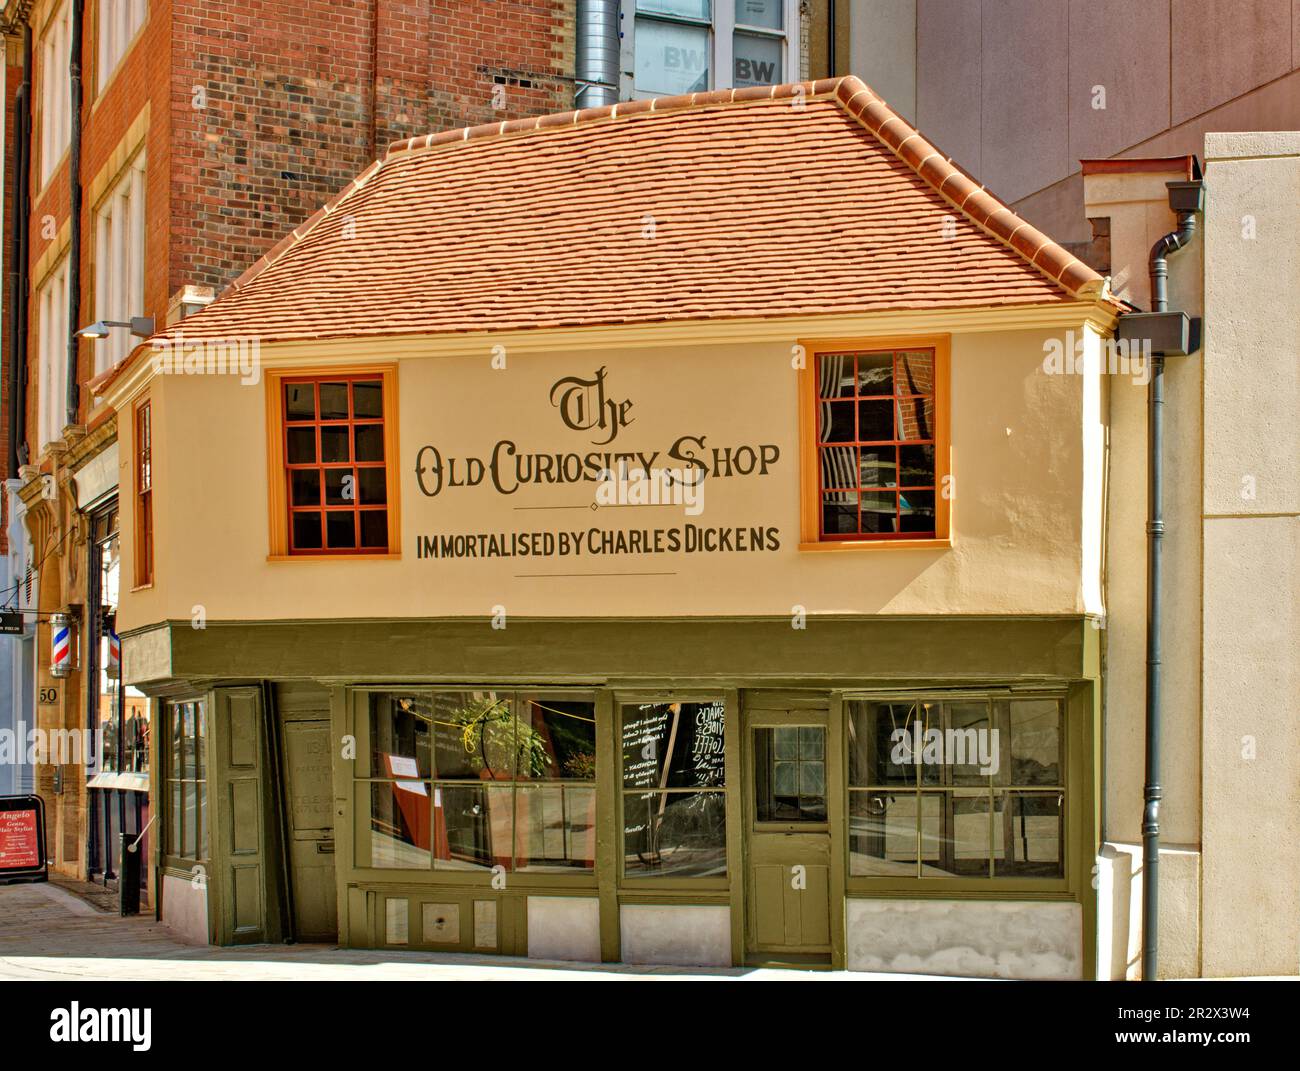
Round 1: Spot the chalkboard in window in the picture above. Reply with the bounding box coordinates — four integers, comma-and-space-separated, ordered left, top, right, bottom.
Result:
621, 701, 726, 789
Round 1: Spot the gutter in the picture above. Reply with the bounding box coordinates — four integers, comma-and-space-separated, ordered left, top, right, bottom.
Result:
1115, 160, 1205, 981
64, 0, 83, 430
6, 20, 31, 475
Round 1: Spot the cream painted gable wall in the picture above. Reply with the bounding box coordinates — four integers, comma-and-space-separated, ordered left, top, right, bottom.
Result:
113, 318, 1111, 630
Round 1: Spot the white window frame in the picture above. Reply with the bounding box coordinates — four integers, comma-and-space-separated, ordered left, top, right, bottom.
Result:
620, 0, 799, 101
93, 149, 147, 374
97, 0, 148, 93
37, 255, 71, 451
39, 0, 74, 187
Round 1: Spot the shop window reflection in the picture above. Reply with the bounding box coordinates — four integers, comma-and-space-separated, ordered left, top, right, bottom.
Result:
362, 692, 597, 873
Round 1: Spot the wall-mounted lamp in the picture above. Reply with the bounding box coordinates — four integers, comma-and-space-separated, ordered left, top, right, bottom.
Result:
77, 317, 155, 340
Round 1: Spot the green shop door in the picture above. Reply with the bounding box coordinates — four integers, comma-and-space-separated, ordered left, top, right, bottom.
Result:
282, 719, 338, 941
743, 707, 832, 965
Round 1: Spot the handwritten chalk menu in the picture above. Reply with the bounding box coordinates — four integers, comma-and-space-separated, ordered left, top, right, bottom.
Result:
621, 701, 726, 789
0, 796, 46, 883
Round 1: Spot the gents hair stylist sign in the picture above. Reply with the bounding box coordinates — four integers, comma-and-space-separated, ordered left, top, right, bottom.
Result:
413, 365, 784, 562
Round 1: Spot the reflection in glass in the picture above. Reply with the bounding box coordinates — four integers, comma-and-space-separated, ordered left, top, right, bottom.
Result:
993, 792, 1064, 877
920, 790, 991, 877
368, 779, 432, 869
621, 701, 726, 789
515, 784, 596, 871
624, 791, 727, 877
848, 791, 919, 876
996, 700, 1062, 786
369, 693, 433, 779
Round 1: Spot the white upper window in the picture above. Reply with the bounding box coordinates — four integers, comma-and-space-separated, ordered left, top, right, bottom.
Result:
622, 0, 796, 99
97, 0, 147, 92
94, 151, 147, 373
37, 256, 71, 450
39, 0, 73, 186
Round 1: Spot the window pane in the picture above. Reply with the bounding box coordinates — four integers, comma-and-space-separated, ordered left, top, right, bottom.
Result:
638, 0, 710, 17
996, 700, 1063, 786
433, 783, 512, 871
899, 489, 935, 532
898, 443, 935, 486
517, 698, 597, 782
324, 469, 353, 505
353, 380, 382, 418
735, 0, 781, 28
859, 490, 897, 533
354, 424, 384, 462
195, 702, 207, 781
623, 790, 727, 877
847, 700, 922, 787
858, 446, 897, 488
182, 782, 197, 862
634, 19, 709, 96
291, 511, 323, 550
819, 353, 856, 398
358, 468, 387, 504
368, 780, 431, 869
181, 703, 195, 780
819, 401, 853, 443
325, 510, 356, 548
897, 396, 935, 441
284, 382, 315, 421
858, 399, 893, 441
169, 705, 182, 779
848, 790, 919, 877
198, 778, 207, 861
897, 350, 934, 393
169, 780, 182, 857
426, 696, 506, 779
821, 491, 859, 535
755, 726, 826, 822
359, 510, 388, 549
993, 791, 1063, 877
515, 784, 596, 871
928, 702, 991, 787
320, 426, 349, 463
856, 352, 893, 395
286, 427, 316, 463
920, 791, 991, 877
734, 30, 780, 86
621, 701, 726, 789
290, 469, 321, 506
318, 382, 349, 420
369, 693, 433, 779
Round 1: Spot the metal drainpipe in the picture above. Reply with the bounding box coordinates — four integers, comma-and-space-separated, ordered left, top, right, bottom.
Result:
828, 1, 836, 75
64, 0, 83, 432
1140, 185, 1202, 982
7, 22, 32, 475
575, 0, 620, 108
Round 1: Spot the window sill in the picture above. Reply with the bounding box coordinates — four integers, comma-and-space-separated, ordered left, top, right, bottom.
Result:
799, 537, 951, 552
267, 553, 401, 562
129, 582, 154, 593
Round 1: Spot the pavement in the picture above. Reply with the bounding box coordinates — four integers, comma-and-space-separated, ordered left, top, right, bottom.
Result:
0, 880, 932, 981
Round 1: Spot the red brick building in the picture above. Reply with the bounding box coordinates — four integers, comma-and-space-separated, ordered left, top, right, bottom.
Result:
0, 0, 577, 894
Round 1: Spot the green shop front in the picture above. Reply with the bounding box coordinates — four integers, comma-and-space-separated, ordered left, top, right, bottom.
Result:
129, 615, 1098, 977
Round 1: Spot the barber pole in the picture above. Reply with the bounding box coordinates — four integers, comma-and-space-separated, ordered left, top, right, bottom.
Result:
106, 628, 121, 679
50, 614, 73, 678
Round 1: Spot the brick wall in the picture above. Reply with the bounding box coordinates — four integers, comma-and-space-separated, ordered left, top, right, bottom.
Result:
170, 0, 575, 297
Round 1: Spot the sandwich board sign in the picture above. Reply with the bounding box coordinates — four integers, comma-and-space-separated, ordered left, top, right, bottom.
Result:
0, 795, 48, 884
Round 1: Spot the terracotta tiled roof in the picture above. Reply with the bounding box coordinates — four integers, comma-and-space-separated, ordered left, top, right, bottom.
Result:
146, 76, 1110, 351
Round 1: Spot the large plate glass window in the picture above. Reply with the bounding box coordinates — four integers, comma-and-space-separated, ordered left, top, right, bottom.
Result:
164, 699, 207, 863
360, 691, 597, 873
620, 699, 727, 877
846, 697, 1065, 879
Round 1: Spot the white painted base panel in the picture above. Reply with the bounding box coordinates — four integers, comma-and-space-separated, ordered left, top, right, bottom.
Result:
620, 904, 731, 966
846, 898, 1082, 980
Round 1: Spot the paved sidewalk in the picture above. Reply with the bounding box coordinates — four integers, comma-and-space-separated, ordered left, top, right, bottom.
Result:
0, 881, 929, 981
